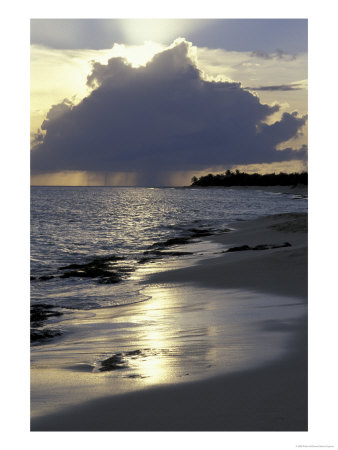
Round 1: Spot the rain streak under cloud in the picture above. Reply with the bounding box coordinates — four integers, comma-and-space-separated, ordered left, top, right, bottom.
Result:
31, 39, 307, 186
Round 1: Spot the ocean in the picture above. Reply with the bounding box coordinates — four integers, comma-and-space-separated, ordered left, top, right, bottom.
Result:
31, 186, 307, 312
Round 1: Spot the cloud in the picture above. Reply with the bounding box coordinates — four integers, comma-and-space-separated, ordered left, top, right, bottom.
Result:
31, 39, 307, 185
250, 49, 296, 61
246, 84, 303, 91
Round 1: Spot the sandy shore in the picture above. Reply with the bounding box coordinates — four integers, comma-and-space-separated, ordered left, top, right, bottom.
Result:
31, 327, 307, 431
149, 212, 307, 299
31, 213, 308, 431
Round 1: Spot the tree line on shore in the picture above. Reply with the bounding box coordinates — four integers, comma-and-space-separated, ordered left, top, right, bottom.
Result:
191, 170, 308, 187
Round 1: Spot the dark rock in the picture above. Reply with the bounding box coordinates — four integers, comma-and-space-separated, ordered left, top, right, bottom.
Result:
252, 244, 270, 251
118, 267, 135, 273
58, 255, 125, 271
138, 257, 157, 264
143, 250, 164, 256
123, 374, 147, 379
139, 250, 193, 264
58, 255, 131, 283
99, 349, 144, 372
32, 303, 55, 309
144, 250, 192, 257
272, 242, 292, 248
149, 236, 191, 249
165, 251, 193, 256
30, 304, 63, 327
188, 228, 214, 237
226, 242, 292, 253
227, 245, 251, 252
253, 242, 292, 250
60, 268, 114, 278
39, 275, 54, 281
125, 350, 142, 357
99, 353, 127, 372
30, 276, 36, 280
31, 328, 62, 342
30, 303, 64, 344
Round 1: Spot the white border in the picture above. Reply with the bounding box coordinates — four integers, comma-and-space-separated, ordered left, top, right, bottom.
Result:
2, 1, 337, 449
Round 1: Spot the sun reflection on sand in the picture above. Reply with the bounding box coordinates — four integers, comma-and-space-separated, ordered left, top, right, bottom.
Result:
118, 285, 193, 384
123, 284, 239, 384
31, 284, 307, 418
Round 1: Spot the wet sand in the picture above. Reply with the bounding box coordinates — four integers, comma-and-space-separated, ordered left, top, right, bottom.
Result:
31, 212, 308, 431
149, 212, 307, 299
31, 325, 307, 431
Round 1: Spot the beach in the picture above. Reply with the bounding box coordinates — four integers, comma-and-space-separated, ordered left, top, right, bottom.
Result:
31, 211, 308, 431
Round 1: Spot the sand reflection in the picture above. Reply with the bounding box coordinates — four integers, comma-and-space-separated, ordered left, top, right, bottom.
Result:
124, 284, 214, 383
31, 283, 307, 417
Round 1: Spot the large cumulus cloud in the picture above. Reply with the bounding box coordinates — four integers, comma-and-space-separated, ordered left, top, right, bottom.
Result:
31, 39, 307, 184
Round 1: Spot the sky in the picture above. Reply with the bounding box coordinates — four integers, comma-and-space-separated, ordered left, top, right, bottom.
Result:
30, 19, 308, 186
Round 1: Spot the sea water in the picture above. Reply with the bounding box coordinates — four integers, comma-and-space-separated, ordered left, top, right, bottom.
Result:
31, 186, 307, 311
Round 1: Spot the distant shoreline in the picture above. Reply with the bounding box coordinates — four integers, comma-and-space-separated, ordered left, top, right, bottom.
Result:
189, 184, 308, 195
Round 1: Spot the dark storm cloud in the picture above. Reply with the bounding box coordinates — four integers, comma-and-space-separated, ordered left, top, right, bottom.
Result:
246, 84, 303, 91
31, 40, 307, 184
